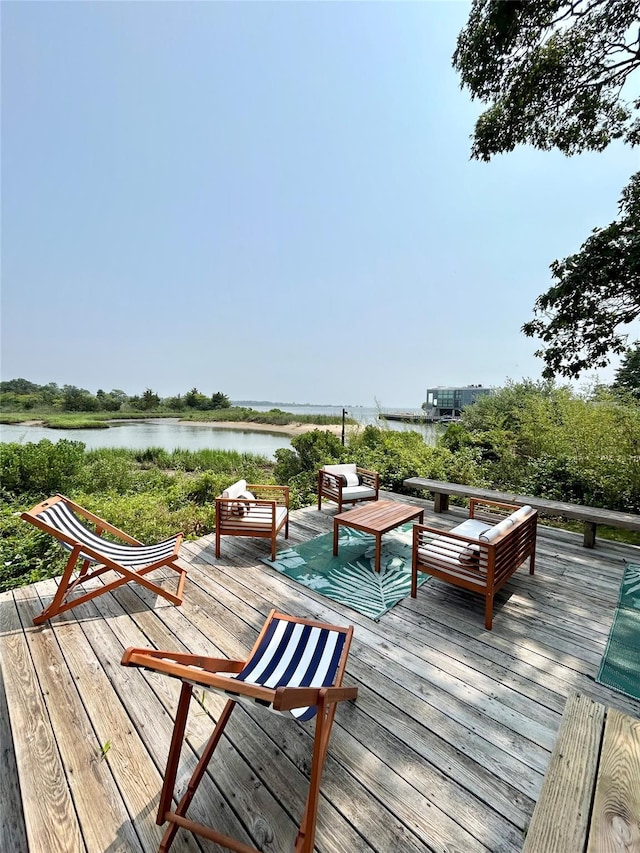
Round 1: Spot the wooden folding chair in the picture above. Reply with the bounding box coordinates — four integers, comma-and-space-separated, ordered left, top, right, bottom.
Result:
21, 494, 186, 625
121, 609, 358, 853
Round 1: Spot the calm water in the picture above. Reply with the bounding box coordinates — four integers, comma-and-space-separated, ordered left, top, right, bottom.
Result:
0, 406, 441, 460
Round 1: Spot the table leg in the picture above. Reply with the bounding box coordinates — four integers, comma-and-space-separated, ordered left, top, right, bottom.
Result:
333, 519, 339, 556
375, 534, 381, 573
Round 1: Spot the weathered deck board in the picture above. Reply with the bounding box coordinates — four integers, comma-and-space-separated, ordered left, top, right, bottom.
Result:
588, 707, 640, 851
1, 492, 639, 853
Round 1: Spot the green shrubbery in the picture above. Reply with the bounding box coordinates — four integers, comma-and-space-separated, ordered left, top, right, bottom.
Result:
0, 440, 273, 592
2, 382, 638, 593
273, 426, 485, 506
450, 381, 640, 513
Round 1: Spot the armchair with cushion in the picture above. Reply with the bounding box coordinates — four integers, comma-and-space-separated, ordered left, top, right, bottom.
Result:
412, 499, 537, 629
215, 478, 289, 560
317, 463, 379, 512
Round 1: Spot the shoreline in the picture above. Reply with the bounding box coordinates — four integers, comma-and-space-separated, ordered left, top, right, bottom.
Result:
184, 420, 348, 437
10, 418, 349, 438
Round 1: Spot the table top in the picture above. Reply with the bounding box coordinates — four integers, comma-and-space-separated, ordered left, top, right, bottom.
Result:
334, 499, 423, 535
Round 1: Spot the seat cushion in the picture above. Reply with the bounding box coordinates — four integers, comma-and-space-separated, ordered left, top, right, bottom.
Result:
227, 506, 288, 529
451, 519, 491, 539
342, 486, 376, 501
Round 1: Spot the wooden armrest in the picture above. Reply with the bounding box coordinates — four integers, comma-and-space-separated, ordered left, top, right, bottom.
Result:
469, 498, 522, 516
121, 647, 244, 674
273, 684, 358, 711
319, 471, 341, 483
357, 468, 379, 486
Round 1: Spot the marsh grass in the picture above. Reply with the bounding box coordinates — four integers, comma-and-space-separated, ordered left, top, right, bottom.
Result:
178, 407, 354, 426
0, 406, 354, 429
0, 440, 274, 591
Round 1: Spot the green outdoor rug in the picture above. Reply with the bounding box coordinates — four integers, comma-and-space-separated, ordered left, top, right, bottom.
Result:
596, 562, 640, 701
262, 523, 428, 620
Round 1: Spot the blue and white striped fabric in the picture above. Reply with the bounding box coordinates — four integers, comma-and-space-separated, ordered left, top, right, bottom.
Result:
38, 501, 180, 570
228, 618, 346, 721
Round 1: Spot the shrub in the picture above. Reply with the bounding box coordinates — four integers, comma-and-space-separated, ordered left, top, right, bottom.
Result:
0, 439, 86, 498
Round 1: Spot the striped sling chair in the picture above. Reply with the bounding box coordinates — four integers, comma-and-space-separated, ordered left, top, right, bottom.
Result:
21, 494, 186, 625
121, 610, 358, 853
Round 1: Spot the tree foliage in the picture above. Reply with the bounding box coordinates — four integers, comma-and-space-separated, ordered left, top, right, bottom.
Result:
454, 0, 640, 377
522, 173, 640, 377
454, 0, 640, 159
0, 379, 232, 413
613, 340, 640, 397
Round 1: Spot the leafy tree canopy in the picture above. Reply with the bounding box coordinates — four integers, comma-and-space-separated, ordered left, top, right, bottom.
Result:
522, 173, 640, 377
454, 0, 640, 378
454, 0, 640, 159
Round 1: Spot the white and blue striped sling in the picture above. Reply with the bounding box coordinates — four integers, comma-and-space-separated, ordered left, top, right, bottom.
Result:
37, 500, 180, 569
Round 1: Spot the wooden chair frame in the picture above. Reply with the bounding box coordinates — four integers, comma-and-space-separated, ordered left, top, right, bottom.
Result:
121, 610, 357, 853
317, 466, 379, 512
412, 498, 537, 629
21, 494, 186, 625
215, 483, 289, 561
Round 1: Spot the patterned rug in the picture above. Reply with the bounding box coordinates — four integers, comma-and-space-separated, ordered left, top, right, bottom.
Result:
262, 523, 428, 620
596, 562, 640, 701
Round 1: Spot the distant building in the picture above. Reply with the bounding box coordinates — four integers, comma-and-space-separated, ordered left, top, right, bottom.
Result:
423, 385, 495, 420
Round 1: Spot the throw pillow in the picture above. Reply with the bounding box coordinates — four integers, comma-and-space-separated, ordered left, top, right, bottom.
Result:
340, 472, 363, 487
231, 491, 256, 517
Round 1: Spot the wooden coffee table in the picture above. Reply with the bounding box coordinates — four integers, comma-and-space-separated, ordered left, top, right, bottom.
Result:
333, 499, 424, 573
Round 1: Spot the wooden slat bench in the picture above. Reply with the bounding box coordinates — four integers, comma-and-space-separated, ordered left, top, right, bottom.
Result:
403, 477, 640, 548
523, 692, 640, 852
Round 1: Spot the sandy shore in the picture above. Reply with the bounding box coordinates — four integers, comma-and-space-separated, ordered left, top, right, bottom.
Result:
186, 420, 347, 437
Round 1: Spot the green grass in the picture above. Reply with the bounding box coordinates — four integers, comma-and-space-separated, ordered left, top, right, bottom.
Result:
0, 406, 354, 429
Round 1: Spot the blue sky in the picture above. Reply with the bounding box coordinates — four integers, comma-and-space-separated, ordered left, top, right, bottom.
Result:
2, 1, 637, 408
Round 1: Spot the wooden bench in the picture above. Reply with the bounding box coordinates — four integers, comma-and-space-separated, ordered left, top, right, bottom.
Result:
403, 477, 640, 548
523, 692, 640, 852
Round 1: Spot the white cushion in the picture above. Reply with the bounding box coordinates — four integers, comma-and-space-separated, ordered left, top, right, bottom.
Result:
233, 506, 288, 529
480, 516, 515, 543
222, 479, 247, 500
508, 505, 533, 523
450, 519, 491, 539
230, 491, 255, 517
342, 486, 376, 500
323, 464, 357, 476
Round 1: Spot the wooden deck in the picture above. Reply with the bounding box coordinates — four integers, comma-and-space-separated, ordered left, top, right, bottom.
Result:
2, 491, 639, 853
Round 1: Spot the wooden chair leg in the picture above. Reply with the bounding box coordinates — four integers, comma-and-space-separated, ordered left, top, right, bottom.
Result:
159, 698, 236, 853
295, 697, 334, 853
484, 593, 494, 631
33, 545, 82, 625
157, 682, 193, 826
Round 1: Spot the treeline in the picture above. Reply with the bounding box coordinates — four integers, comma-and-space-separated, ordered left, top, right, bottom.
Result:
0, 378, 231, 413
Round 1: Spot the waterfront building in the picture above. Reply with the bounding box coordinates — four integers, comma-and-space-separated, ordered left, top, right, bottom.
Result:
423, 385, 495, 419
